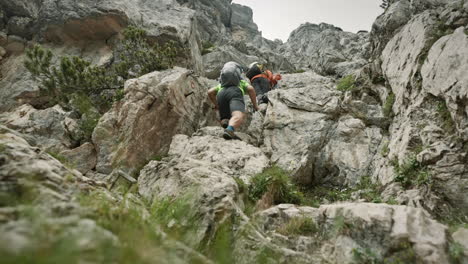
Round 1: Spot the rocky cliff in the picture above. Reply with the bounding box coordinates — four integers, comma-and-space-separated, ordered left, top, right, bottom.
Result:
1, 0, 468, 263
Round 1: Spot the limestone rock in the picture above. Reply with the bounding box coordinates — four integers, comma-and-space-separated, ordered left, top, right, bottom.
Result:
381, 11, 438, 113
60, 142, 97, 174
0, 104, 81, 151
93, 67, 217, 174
421, 27, 468, 140
138, 128, 269, 247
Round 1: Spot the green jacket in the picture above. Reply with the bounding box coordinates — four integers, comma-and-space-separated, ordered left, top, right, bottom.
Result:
214, 80, 249, 95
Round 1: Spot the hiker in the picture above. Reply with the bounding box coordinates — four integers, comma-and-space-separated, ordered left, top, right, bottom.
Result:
245, 62, 282, 104
208, 61, 259, 140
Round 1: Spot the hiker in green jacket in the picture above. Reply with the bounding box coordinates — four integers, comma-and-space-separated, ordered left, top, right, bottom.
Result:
208, 61, 259, 140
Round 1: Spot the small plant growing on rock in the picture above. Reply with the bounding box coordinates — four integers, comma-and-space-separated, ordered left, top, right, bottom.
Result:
114, 26, 179, 79
383, 92, 395, 118
201, 41, 215, 55
337, 75, 356, 92
436, 100, 456, 134
352, 247, 380, 264
449, 242, 465, 263
248, 166, 303, 208
276, 216, 318, 237
392, 155, 432, 189
25, 26, 182, 142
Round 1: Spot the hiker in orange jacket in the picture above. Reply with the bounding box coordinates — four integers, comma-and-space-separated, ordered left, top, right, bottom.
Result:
245, 62, 282, 104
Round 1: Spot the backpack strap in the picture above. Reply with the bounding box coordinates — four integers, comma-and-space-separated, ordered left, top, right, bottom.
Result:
250, 73, 268, 83
251, 72, 281, 88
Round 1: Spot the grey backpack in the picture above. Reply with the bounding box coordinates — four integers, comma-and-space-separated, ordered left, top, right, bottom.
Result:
219, 61, 243, 88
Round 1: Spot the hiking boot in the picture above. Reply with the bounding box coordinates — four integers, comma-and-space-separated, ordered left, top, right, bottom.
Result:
223, 129, 241, 140
220, 119, 229, 129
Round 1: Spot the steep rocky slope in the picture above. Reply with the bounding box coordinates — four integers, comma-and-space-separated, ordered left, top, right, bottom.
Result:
1, 0, 468, 263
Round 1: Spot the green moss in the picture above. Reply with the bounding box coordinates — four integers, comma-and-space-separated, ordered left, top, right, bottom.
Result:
276, 216, 318, 236
294, 69, 306, 73
383, 92, 395, 118
392, 155, 432, 189
337, 75, 356, 92
248, 166, 303, 205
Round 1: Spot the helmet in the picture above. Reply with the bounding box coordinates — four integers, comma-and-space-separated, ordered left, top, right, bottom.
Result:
246, 62, 264, 80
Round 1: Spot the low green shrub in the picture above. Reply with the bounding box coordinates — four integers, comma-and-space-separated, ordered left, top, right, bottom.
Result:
248, 166, 303, 205
383, 92, 395, 118
392, 155, 432, 189
276, 216, 318, 236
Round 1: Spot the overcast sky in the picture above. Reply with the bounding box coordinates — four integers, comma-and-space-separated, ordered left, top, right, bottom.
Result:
232, 0, 384, 41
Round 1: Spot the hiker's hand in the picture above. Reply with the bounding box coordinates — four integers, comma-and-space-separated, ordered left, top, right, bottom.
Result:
254, 105, 259, 112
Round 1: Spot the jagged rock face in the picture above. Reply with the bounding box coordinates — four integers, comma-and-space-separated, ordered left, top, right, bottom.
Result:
0, 131, 118, 259
0, 104, 81, 151
421, 27, 468, 140
260, 72, 383, 186
138, 127, 269, 247
178, 0, 295, 77
93, 67, 217, 174
369, 0, 468, 216
282, 23, 370, 76
235, 203, 449, 264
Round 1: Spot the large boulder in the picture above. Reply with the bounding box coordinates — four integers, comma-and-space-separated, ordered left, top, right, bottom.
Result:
380, 11, 438, 112
421, 27, 468, 140
93, 67, 217, 174
0, 104, 81, 151
138, 127, 269, 247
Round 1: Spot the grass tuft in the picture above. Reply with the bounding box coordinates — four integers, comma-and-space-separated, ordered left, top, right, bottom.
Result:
337, 75, 356, 92
276, 216, 318, 237
248, 166, 303, 208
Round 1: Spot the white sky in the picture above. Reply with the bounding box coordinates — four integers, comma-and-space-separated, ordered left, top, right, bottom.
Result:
232, 0, 384, 41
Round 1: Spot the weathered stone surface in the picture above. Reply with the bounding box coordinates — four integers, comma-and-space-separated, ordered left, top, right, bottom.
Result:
202, 45, 261, 79
60, 142, 97, 174
282, 23, 370, 76
235, 203, 450, 264
0, 104, 81, 151
262, 72, 382, 186
422, 27, 468, 140
138, 128, 269, 246
370, 0, 411, 58
381, 11, 437, 112
93, 67, 217, 174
